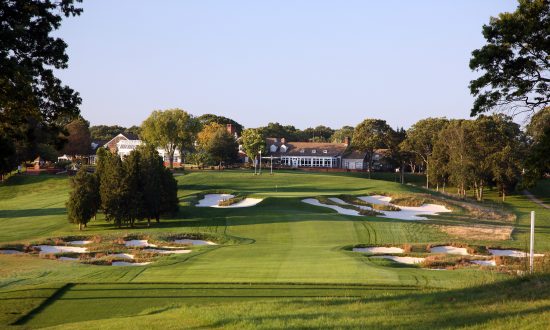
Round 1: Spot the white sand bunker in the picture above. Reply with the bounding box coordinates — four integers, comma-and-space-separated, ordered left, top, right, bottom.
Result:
196, 194, 263, 208
471, 260, 496, 266
0, 250, 24, 255
174, 239, 217, 246
372, 255, 425, 264
353, 247, 404, 254
112, 261, 151, 266
68, 240, 92, 245
110, 253, 134, 260
34, 245, 88, 254
143, 248, 191, 254
359, 195, 451, 220
302, 198, 361, 216
430, 246, 470, 255
488, 249, 544, 258
124, 240, 157, 247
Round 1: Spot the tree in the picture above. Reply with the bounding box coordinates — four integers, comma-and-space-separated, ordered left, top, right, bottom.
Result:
122, 150, 143, 227
302, 125, 334, 142
139, 145, 164, 226
96, 147, 126, 227
331, 126, 354, 143
401, 118, 449, 188
89, 125, 127, 140
240, 128, 265, 163
352, 119, 396, 178
198, 114, 244, 135
62, 117, 91, 156
469, 0, 550, 116
160, 167, 179, 217
258, 122, 303, 141
0, 133, 17, 180
524, 107, 550, 185
66, 167, 100, 230
141, 109, 198, 168
0, 0, 83, 174
196, 123, 238, 168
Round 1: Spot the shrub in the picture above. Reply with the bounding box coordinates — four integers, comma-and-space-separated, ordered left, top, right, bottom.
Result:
218, 196, 245, 206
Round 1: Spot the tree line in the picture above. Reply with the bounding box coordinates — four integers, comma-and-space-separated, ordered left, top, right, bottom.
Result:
66, 145, 178, 230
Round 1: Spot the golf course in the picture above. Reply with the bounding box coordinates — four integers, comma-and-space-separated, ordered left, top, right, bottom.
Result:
0, 170, 548, 329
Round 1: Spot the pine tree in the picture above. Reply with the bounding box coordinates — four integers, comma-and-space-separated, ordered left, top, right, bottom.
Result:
66, 168, 100, 231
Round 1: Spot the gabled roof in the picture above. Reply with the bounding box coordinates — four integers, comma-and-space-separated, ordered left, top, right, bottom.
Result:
103, 133, 139, 148
267, 138, 348, 157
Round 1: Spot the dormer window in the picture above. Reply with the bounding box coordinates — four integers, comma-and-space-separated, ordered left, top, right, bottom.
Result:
300, 149, 305, 153
311, 149, 316, 154
323, 150, 328, 154
270, 144, 277, 153
280, 145, 287, 153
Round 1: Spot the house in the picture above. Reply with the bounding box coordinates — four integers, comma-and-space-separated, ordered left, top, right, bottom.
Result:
341, 150, 368, 170
103, 133, 139, 153
266, 137, 349, 168
116, 139, 183, 167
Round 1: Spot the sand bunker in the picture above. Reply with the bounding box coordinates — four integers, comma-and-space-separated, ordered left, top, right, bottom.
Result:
353, 247, 404, 254
174, 239, 217, 246
34, 245, 88, 254
488, 249, 544, 258
68, 240, 92, 245
124, 240, 157, 247
110, 253, 134, 259
112, 261, 151, 266
0, 250, 24, 255
302, 198, 361, 216
430, 246, 470, 255
358, 195, 393, 205
471, 260, 496, 266
357, 195, 451, 220
197, 194, 263, 208
372, 255, 425, 264
143, 248, 191, 254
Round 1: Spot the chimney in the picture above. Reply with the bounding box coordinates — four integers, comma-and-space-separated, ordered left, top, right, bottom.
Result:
344, 136, 350, 146
281, 137, 286, 144
226, 124, 236, 135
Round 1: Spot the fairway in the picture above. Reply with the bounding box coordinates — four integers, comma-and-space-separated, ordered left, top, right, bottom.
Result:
0, 170, 549, 328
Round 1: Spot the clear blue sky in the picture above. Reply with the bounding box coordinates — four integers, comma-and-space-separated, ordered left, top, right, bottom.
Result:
55, 0, 519, 130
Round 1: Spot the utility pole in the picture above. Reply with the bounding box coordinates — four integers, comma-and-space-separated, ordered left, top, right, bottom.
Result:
530, 211, 535, 274
270, 155, 273, 175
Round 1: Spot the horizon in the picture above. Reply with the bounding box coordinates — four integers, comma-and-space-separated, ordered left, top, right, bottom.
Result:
55, 0, 521, 129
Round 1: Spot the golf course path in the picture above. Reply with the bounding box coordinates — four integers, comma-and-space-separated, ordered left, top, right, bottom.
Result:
523, 190, 550, 209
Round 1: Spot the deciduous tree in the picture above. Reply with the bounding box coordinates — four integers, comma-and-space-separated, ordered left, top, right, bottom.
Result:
352, 119, 396, 178
197, 123, 238, 168
469, 0, 550, 116
240, 128, 265, 163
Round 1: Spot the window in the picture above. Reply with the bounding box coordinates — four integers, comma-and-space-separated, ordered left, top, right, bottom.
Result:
311, 149, 316, 154
300, 149, 304, 153
323, 150, 328, 154
270, 144, 277, 153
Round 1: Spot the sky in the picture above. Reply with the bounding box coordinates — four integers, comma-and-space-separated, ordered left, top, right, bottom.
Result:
55, 0, 520, 130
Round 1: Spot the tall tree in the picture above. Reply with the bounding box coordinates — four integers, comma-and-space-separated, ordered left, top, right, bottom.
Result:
0, 0, 83, 173
240, 128, 265, 163
62, 117, 91, 156
141, 109, 198, 168
196, 122, 238, 168
401, 118, 449, 188
524, 107, 550, 185
352, 119, 396, 178
469, 0, 550, 116
122, 150, 143, 227
139, 145, 163, 226
96, 147, 126, 227
66, 167, 100, 230
302, 125, 334, 142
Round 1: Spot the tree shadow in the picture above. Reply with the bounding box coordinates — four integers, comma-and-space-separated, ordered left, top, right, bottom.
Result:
0, 208, 66, 218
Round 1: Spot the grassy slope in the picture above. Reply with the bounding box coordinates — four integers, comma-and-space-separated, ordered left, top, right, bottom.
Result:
0, 170, 548, 328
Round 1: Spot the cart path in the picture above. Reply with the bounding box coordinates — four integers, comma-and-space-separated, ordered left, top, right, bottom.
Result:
523, 190, 550, 210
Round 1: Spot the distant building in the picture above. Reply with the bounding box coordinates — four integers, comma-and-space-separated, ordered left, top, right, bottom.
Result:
266, 137, 349, 168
